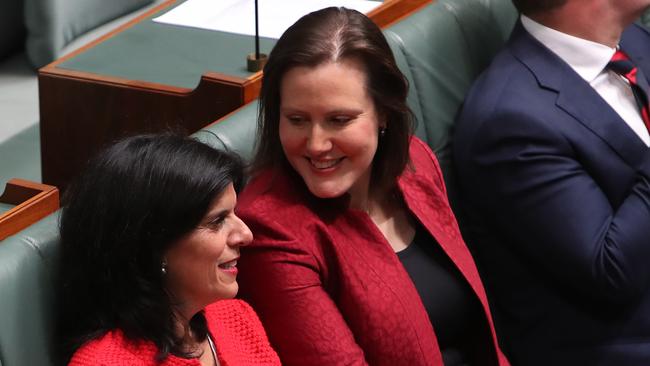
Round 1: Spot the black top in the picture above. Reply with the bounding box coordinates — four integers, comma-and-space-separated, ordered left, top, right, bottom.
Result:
397, 223, 492, 366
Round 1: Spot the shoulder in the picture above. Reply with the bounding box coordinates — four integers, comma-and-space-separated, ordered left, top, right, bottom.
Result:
68, 330, 155, 366
205, 299, 258, 322
408, 136, 437, 166
237, 169, 334, 250
238, 169, 314, 225
623, 22, 650, 41
621, 23, 650, 62
462, 26, 553, 121
205, 299, 267, 334
456, 45, 565, 156
398, 137, 456, 211
463, 51, 541, 119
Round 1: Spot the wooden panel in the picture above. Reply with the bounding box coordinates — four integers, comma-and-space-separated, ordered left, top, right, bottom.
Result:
39, 69, 248, 189
0, 179, 59, 241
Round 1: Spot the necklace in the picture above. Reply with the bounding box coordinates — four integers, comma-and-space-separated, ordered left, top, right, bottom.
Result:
207, 334, 219, 366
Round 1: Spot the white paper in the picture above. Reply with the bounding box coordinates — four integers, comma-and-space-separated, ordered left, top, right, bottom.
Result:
153, 0, 382, 39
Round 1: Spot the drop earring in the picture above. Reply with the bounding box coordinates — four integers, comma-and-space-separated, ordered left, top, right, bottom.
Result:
161, 260, 168, 275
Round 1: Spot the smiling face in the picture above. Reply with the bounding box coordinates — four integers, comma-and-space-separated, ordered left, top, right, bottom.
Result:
164, 183, 252, 311
278, 58, 383, 207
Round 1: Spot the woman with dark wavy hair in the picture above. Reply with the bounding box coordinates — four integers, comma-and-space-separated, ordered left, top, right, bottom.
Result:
57, 134, 280, 366
236, 7, 509, 366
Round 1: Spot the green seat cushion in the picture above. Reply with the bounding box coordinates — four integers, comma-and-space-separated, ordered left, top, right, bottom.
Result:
24, 0, 155, 68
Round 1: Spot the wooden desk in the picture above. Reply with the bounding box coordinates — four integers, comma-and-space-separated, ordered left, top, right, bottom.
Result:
38, 0, 430, 191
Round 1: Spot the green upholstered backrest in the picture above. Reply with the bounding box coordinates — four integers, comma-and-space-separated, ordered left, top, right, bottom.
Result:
386, 0, 517, 185
0, 213, 60, 366
24, 0, 155, 68
193, 102, 259, 163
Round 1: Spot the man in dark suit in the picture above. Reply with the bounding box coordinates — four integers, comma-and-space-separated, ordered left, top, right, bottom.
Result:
453, 0, 650, 364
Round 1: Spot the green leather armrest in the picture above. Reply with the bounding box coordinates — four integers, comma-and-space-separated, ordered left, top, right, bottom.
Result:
192, 101, 259, 162
0, 212, 60, 366
384, 0, 516, 173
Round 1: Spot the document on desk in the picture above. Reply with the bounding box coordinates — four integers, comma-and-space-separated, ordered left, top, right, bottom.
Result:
152, 0, 381, 39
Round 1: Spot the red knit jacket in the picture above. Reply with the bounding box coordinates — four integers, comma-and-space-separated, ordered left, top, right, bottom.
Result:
236, 137, 510, 365
68, 299, 281, 366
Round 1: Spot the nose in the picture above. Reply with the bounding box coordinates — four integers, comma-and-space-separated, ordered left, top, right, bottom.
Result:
305, 123, 332, 155
228, 214, 253, 247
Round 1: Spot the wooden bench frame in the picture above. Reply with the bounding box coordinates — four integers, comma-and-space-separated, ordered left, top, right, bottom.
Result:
0, 179, 59, 240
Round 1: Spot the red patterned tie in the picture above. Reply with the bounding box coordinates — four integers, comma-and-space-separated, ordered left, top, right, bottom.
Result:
607, 50, 650, 132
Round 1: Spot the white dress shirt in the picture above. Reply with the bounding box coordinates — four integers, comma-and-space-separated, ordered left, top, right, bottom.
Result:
521, 15, 650, 146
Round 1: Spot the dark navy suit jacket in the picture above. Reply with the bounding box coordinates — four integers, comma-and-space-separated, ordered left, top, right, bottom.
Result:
454, 21, 650, 365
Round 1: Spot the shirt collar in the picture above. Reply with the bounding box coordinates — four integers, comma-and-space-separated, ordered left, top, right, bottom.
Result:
520, 15, 616, 82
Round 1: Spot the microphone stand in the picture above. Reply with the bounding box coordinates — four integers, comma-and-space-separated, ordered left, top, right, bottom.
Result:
247, 0, 268, 72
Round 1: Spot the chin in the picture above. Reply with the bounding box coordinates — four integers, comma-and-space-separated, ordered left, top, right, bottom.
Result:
308, 186, 347, 199
215, 284, 239, 301
304, 180, 350, 198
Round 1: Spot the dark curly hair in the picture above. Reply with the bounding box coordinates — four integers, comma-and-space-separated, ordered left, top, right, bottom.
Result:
57, 133, 244, 364
251, 7, 413, 192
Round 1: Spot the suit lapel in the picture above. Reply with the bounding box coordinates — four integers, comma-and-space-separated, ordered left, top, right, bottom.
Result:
510, 22, 648, 169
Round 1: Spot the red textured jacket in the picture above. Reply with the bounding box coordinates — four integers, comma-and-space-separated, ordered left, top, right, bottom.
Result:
68, 299, 280, 366
237, 137, 509, 366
